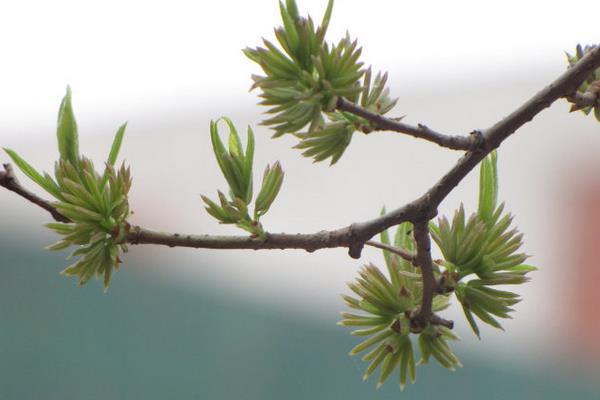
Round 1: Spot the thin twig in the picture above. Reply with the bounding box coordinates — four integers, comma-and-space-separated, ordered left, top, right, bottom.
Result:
429, 314, 454, 329
336, 97, 477, 151
364, 240, 415, 263
0, 163, 69, 223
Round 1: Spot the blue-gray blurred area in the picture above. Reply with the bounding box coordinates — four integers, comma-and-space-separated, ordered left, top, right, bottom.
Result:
1, 236, 598, 400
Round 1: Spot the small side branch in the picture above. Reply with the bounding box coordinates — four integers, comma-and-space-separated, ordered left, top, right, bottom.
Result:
0, 163, 69, 223
429, 314, 454, 330
336, 97, 476, 151
365, 240, 415, 263
412, 220, 435, 326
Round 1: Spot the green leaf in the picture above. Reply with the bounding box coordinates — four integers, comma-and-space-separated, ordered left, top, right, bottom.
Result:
394, 222, 414, 252
285, 0, 300, 21
350, 329, 394, 355
45, 240, 71, 251
210, 120, 229, 170
505, 264, 537, 274
3, 148, 62, 199
317, 0, 334, 42
478, 150, 498, 226
201, 195, 235, 223
81, 167, 108, 216
61, 177, 102, 212
294, 121, 354, 164
428, 336, 461, 370
378, 209, 398, 285
54, 202, 104, 222
210, 119, 244, 199
210, 118, 256, 203
45, 222, 74, 235
106, 123, 127, 168
254, 162, 284, 218
224, 117, 242, 158
243, 126, 255, 204
377, 348, 402, 389
56, 86, 80, 167
362, 346, 388, 381
279, 1, 299, 56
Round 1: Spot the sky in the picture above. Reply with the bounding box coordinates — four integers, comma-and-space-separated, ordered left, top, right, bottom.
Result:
1, 0, 599, 138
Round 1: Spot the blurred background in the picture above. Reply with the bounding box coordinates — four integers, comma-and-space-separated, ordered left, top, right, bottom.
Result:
1, 0, 600, 398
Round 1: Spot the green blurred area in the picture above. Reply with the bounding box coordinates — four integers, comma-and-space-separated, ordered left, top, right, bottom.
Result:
0, 237, 598, 400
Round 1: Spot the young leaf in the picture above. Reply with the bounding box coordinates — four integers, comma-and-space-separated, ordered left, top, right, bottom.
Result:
210, 120, 243, 198
254, 161, 284, 218
101, 123, 127, 189
56, 86, 80, 167
317, 0, 334, 42
285, 0, 300, 22
243, 126, 255, 204
224, 117, 243, 158
294, 121, 354, 164
106, 123, 127, 168
478, 150, 498, 226
3, 148, 62, 199
279, 1, 300, 57
210, 118, 254, 202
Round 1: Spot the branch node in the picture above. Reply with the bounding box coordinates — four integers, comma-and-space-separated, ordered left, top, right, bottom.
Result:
430, 314, 454, 330
347, 223, 364, 259
468, 129, 487, 151
130, 225, 142, 245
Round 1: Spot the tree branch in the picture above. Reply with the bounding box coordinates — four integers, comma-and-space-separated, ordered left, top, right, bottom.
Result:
364, 240, 415, 263
127, 225, 354, 252
2, 49, 600, 321
2, 45, 599, 329
349, 45, 600, 244
412, 220, 435, 327
336, 97, 479, 151
0, 163, 69, 223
